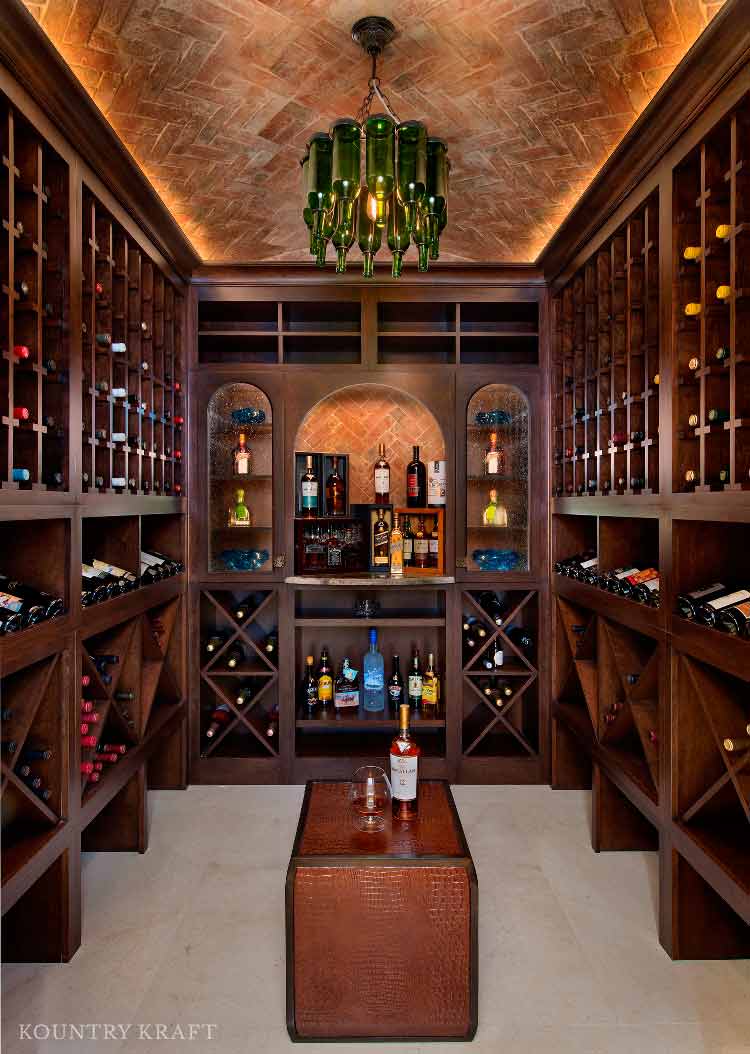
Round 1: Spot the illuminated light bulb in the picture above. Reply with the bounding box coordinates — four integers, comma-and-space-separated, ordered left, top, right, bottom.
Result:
367, 193, 378, 223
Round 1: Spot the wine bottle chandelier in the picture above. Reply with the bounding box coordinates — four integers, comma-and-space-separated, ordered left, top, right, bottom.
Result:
301, 16, 450, 278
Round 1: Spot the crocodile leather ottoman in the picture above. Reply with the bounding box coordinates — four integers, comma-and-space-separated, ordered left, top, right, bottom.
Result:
286, 779, 478, 1041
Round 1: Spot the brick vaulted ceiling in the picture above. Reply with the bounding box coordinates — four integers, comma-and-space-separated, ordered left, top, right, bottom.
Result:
22, 0, 726, 264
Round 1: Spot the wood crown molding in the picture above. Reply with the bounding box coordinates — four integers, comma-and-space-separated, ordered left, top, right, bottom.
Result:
190, 262, 545, 288
0, 0, 201, 277
539, 0, 750, 284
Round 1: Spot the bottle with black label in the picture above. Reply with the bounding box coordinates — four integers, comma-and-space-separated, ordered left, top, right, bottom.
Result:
373, 511, 390, 569
388, 654, 404, 708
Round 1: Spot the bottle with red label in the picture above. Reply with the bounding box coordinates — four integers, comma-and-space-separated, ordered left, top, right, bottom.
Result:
406, 445, 426, 507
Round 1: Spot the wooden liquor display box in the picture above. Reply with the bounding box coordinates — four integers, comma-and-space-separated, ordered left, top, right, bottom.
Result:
395, 506, 445, 575
286, 780, 478, 1042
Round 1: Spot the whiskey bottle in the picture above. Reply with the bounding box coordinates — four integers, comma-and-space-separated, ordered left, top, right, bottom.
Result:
373, 511, 390, 570
301, 455, 319, 518
402, 516, 413, 568
406, 445, 426, 507
413, 516, 429, 569
373, 442, 390, 504
325, 456, 346, 515
326, 526, 343, 569
390, 704, 420, 820
676, 582, 727, 620
233, 433, 251, 476
485, 432, 506, 475
301, 655, 318, 709
388, 654, 404, 708
389, 512, 404, 576
421, 652, 439, 707
428, 516, 440, 568
408, 649, 423, 709
316, 648, 333, 706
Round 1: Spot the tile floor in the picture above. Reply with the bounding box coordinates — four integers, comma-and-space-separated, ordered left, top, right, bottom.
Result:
2, 785, 748, 1054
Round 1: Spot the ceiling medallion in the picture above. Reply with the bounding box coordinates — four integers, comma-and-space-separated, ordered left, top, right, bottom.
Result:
301, 15, 450, 278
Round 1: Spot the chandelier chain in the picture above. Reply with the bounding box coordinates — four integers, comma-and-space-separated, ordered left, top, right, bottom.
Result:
355, 49, 401, 128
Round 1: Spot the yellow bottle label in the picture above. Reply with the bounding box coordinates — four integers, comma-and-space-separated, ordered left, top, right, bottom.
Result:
684, 302, 701, 316
318, 675, 332, 702
422, 676, 438, 705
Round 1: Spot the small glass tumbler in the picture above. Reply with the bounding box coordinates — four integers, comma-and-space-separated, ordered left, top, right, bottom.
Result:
350, 765, 391, 833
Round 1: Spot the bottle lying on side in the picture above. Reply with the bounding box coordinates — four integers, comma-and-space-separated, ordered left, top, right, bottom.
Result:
697, 588, 750, 629
0, 575, 64, 626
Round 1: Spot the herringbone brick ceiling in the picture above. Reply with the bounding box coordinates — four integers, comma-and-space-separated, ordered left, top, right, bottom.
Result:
23, 0, 726, 264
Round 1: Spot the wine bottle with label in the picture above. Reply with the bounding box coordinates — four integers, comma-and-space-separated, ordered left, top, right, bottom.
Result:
301, 455, 319, 518
406, 445, 426, 507
675, 582, 727, 620
698, 588, 750, 628
408, 649, 423, 709
390, 704, 420, 820
373, 442, 390, 504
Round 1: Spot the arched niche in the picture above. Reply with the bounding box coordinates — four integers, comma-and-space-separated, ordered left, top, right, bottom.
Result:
207, 382, 273, 573
295, 383, 447, 508
466, 383, 529, 572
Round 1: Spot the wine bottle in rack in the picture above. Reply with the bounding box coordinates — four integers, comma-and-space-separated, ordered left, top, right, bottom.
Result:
225, 644, 245, 669
23, 747, 56, 762
723, 737, 750, 752
205, 704, 232, 741
0, 576, 64, 622
11, 468, 31, 482
477, 590, 507, 625
263, 632, 278, 660
0, 609, 24, 634
716, 599, 750, 637
698, 588, 750, 628
236, 684, 256, 708
13, 344, 31, 360
92, 559, 138, 592
676, 583, 728, 620
81, 564, 118, 602
204, 631, 228, 656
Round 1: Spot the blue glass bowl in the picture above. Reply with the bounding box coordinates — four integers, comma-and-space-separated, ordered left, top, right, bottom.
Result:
231, 407, 266, 427
471, 549, 522, 572
220, 548, 269, 572
475, 409, 513, 428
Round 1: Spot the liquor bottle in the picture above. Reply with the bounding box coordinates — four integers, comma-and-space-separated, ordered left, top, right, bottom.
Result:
301, 455, 319, 518
204, 631, 228, 656
316, 648, 333, 706
326, 526, 343, 569
236, 684, 255, 708
334, 659, 360, 708
406, 445, 426, 507
373, 510, 390, 570
301, 655, 318, 709
408, 649, 423, 709
389, 512, 404, 576
421, 653, 439, 707
478, 591, 507, 626
373, 442, 390, 504
390, 704, 420, 820
630, 430, 645, 443
485, 432, 506, 475
402, 516, 413, 569
325, 456, 346, 515
225, 643, 244, 669
716, 599, 750, 636
698, 588, 750, 628
413, 516, 429, 570
388, 654, 404, 708
205, 704, 232, 740
233, 432, 251, 476
363, 628, 385, 712
483, 488, 508, 526
429, 516, 440, 569
675, 582, 727, 620
228, 488, 251, 527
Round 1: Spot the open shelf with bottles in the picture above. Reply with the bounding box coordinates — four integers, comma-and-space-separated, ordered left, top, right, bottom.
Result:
1, 93, 70, 492
80, 188, 184, 498
551, 192, 659, 499
0, 515, 69, 639
673, 93, 750, 493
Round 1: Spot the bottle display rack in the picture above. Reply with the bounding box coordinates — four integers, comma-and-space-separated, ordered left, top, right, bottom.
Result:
673, 94, 750, 492
460, 590, 539, 767
1, 96, 70, 491
551, 193, 659, 498
81, 191, 184, 497
198, 588, 280, 762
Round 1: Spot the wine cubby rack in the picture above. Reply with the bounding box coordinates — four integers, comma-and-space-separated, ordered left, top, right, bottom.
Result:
551, 193, 659, 498
1, 97, 70, 491
1, 651, 67, 879
673, 93, 750, 492
199, 589, 280, 761
81, 190, 184, 497
460, 589, 539, 762
81, 600, 182, 799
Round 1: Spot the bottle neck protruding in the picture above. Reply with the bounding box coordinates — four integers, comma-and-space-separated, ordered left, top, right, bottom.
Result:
399, 703, 411, 735
412, 445, 420, 462
306, 455, 313, 470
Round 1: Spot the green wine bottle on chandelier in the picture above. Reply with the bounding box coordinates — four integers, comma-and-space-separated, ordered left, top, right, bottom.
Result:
358, 188, 382, 278
396, 120, 427, 234
306, 132, 334, 255
426, 137, 449, 260
331, 119, 361, 247
301, 152, 315, 255
365, 113, 395, 229
388, 194, 411, 279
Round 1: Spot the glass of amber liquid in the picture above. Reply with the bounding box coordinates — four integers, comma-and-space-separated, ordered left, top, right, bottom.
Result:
350, 765, 391, 832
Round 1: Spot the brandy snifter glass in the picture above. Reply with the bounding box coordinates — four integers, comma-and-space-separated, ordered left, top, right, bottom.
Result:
350, 765, 391, 832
